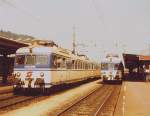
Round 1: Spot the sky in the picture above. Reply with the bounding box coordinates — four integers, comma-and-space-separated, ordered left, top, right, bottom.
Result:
0, 0, 150, 61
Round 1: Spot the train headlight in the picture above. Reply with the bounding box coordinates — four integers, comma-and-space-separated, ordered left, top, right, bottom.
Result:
40, 72, 44, 77
26, 72, 32, 78
16, 72, 21, 77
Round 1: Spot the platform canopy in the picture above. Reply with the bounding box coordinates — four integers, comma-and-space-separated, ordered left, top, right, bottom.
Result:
0, 36, 28, 55
123, 53, 150, 69
123, 53, 139, 69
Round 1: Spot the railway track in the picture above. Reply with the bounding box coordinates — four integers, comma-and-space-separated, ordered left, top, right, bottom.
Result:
56, 84, 121, 116
0, 94, 37, 109
0, 80, 100, 111
0, 92, 17, 101
94, 85, 121, 116
0, 87, 13, 94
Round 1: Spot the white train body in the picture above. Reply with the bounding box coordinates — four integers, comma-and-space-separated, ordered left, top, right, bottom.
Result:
13, 44, 100, 92
101, 55, 123, 83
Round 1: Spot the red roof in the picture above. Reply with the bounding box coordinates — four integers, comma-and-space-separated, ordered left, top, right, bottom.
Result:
139, 56, 150, 61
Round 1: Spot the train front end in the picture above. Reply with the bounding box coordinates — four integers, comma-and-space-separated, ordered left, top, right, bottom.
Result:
13, 47, 52, 94
101, 57, 123, 84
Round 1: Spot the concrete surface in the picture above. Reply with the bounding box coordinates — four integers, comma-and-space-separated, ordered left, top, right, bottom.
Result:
115, 81, 150, 116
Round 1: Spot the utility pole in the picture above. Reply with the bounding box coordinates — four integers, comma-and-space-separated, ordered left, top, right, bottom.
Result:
72, 26, 76, 54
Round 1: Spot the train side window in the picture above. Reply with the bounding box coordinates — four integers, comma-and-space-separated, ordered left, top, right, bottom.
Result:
89, 63, 92, 70
61, 58, 66, 68
75, 61, 78, 69
85, 63, 88, 69
87, 63, 89, 70
51, 55, 57, 68
78, 61, 80, 69
83, 62, 85, 69
57, 57, 61, 68
81, 62, 83, 69
92, 64, 94, 69
90, 64, 91, 70
78, 61, 81, 69
66, 59, 72, 69
71, 60, 75, 69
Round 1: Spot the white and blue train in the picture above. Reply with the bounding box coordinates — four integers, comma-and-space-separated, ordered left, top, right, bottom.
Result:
101, 54, 124, 84
13, 41, 100, 94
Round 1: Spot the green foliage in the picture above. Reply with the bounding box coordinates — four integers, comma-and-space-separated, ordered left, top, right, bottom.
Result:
0, 30, 35, 42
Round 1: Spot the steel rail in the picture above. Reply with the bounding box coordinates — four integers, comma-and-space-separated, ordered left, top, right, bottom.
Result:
57, 85, 105, 116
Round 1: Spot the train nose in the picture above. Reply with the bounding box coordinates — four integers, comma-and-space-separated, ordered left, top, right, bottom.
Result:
24, 78, 34, 88
34, 78, 44, 87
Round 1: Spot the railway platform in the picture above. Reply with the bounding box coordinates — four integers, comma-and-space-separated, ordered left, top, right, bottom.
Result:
115, 81, 150, 116
0, 85, 13, 94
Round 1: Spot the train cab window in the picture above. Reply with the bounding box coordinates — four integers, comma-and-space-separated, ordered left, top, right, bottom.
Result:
101, 63, 108, 70
15, 55, 25, 65
36, 55, 48, 65
25, 55, 36, 65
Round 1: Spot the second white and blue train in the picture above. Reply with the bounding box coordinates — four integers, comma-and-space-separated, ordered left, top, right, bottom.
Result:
101, 54, 124, 84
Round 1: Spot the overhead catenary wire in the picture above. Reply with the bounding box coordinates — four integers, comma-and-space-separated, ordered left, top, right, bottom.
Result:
0, 0, 41, 22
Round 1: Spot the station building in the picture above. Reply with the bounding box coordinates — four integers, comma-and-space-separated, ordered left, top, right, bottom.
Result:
0, 36, 29, 84
123, 53, 150, 81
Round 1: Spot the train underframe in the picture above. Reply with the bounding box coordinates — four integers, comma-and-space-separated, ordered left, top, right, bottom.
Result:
102, 76, 122, 84
13, 76, 100, 95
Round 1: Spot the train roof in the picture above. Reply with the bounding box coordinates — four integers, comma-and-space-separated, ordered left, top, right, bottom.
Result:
16, 45, 94, 62
101, 56, 122, 63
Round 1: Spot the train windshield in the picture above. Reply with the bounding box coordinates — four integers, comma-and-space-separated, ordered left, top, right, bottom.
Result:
114, 63, 119, 70
101, 63, 119, 70
101, 63, 108, 70
15, 54, 49, 68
